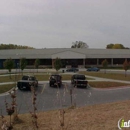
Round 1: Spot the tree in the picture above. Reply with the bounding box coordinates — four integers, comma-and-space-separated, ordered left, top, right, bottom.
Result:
123, 59, 130, 77
106, 43, 114, 49
71, 41, 89, 48
20, 58, 27, 75
53, 58, 62, 72
112, 44, 125, 49
102, 59, 108, 74
3, 58, 14, 79
0, 43, 34, 50
106, 43, 128, 49
34, 59, 40, 72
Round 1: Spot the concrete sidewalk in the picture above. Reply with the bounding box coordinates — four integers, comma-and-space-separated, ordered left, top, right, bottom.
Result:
85, 75, 130, 84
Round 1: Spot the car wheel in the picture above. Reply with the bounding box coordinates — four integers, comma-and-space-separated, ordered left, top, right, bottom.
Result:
18, 85, 23, 90
58, 83, 61, 88
28, 86, 32, 91
36, 82, 38, 87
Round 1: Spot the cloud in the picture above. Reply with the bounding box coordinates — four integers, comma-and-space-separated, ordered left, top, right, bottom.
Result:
0, 0, 130, 48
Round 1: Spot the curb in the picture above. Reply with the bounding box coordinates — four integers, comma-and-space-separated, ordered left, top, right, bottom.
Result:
91, 85, 130, 91
0, 86, 17, 97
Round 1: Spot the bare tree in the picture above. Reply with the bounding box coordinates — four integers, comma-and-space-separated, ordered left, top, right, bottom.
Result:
123, 59, 130, 77
102, 59, 108, 74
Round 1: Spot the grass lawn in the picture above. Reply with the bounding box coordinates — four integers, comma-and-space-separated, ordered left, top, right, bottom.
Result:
3, 100, 130, 130
0, 73, 93, 83
0, 84, 16, 94
79, 71, 130, 81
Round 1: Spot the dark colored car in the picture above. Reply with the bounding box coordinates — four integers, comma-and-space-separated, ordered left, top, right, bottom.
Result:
17, 75, 38, 90
49, 74, 62, 88
87, 67, 100, 71
66, 68, 79, 72
71, 74, 88, 88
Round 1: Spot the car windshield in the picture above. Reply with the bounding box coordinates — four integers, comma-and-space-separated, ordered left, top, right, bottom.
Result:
52, 75, 61, 80
29, 77, 36, 80
22, 76, 35, 80
22, 76, 28, 80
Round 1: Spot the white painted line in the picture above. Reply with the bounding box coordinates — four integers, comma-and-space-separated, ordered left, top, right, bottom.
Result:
41, 84, 46, 94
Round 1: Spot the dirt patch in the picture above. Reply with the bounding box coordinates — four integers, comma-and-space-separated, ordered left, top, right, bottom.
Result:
2, 100, 130, 130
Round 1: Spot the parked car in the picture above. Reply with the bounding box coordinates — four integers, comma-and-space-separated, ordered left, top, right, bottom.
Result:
49, 74, 62, 88
71, 74, 88, 88
66, 68, 79, 72
17, 75, 38, 90
87, 67, 100, 71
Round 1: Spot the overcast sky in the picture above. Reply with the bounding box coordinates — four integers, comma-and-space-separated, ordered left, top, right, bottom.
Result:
0, 0, 130, 49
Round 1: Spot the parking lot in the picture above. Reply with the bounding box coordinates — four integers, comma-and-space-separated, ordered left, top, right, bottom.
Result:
0, 68, 130, 115
1, 80, 130, 115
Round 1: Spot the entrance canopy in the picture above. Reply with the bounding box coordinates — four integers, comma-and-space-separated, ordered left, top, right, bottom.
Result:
52, 50, 86, 59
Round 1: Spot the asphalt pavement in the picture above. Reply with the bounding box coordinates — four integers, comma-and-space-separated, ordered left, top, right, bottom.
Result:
0, 69, 130, 115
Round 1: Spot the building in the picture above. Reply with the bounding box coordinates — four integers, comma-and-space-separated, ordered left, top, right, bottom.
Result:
0, 48, 130, 68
